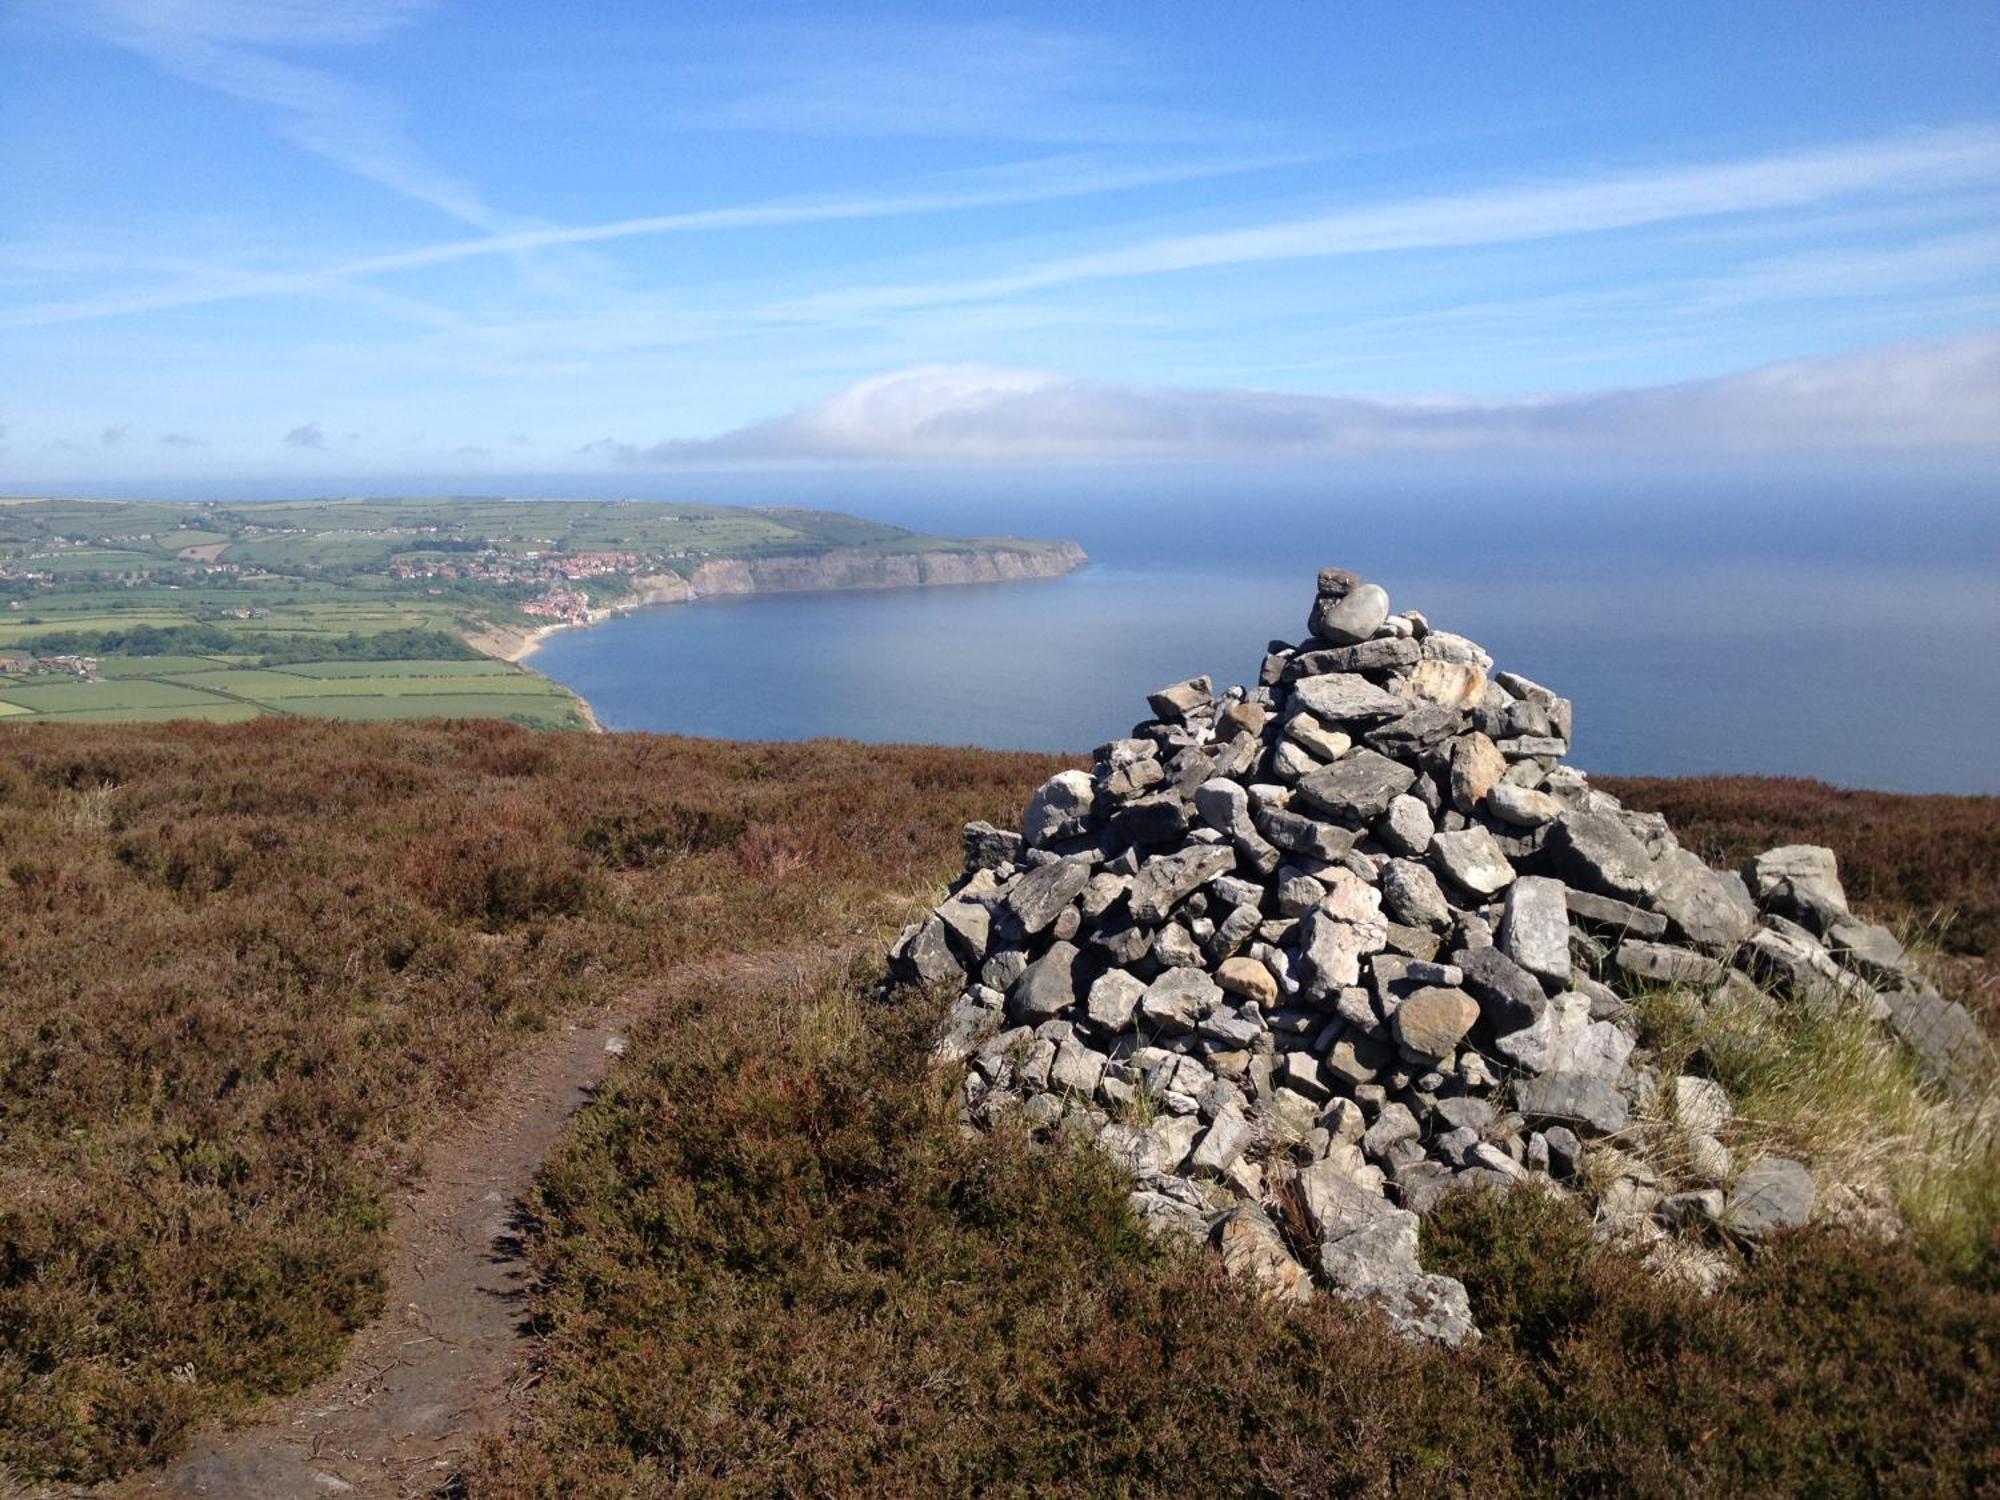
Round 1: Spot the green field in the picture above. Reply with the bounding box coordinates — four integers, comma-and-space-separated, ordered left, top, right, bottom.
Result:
0, 657, 587, 730
0, 494, 1069, 731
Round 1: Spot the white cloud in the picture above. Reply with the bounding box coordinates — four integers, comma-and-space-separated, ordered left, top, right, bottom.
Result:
619, 332, 2000, 463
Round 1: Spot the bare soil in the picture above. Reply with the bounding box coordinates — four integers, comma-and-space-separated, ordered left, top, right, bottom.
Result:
86, 941, 854, 1500
113, 1010, 628, 1499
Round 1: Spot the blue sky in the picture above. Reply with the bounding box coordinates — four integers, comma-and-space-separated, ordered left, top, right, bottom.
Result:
3, 0, 1999, 480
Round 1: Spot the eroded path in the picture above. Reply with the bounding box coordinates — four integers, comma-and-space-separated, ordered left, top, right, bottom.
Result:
113, 942, 850, 1500
127, 1010, 625, 1499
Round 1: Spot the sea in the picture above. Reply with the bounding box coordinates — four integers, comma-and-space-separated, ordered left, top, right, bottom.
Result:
519, 471, 2000, 794
24, 468, 2000, 792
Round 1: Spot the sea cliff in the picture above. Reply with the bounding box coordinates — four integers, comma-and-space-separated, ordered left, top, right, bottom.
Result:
479, 537, 1087, 664
651, 537, 1089, 603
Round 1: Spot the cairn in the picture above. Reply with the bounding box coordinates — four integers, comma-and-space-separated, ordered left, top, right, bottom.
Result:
892, 568, 1988, 1343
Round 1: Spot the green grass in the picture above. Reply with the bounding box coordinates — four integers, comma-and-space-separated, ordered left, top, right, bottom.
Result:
284, 659, 519, 680
0, 678, 237, 713
0, 660, 587, 729
93, 654, 241, 678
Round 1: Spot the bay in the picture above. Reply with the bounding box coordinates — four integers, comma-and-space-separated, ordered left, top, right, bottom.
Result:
527, 481, 2000, 794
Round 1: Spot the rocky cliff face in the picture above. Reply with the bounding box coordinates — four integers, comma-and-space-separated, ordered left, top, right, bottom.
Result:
893, 565, 1987, 1344
672, 539, 1087, 600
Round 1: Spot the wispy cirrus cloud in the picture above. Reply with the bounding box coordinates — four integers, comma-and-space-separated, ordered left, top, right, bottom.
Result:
687, 19, 1245, 146
0, 150, 1303, 329
768, 126, 2000, 321
609, 331, 2000, 463
41, 0, 507, 229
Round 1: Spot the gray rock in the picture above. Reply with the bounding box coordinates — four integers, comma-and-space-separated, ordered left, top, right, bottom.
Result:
1363, 1101, 1421, 1157
1364, 703, 1462, 758
1289, 637, 1420, 677
1211, 873, 1265, 909
1127, 1186, 1209, 1243
1431, 826, 1516, 897
1084, 920, 1150, 969
1277, 871, 1328, 917
1498, 875, 1572, 985
1299, 896, 1389, 996
1434, 1095, 1495, 1133
1380, 858, 1452, 932
1140, 966, 1224, 1034
1547, 809, 1662, 904
1541, 1125, 1582, 1178
982, 947, 1029, 993
1146, 676, 1215, 724
1315, 566, 1363, 599
1198, 1006, 1265, 1049
1745, 845, 1850, 932
897, 915, 965, 987
1085, 969, 1147, 1033
1453, 943, 1548, 1032
1615, 939, 1725, 987
1882, 987, 1995, 1095
963, 820, 1023, 871
933, 992, 1004, 1065
1130, 844, 1238, 925
1651, 847, 1759, 950
1514, 1071, 1630, 1135
1310, 583, 1391, 646
1009, 941, 1083, 1023
1152, 922, 1203, 969
1420, 630, 1494, 670
1290, 672, 1408, 724
1006, 857, 1091, 935
1295, 749, 1419, 824
1485, 782, 1563, 828
1724, 1157, 1816, 1236
1023, 770, 1096, 847
1050, 1037, 1108, 1097
1277, 1048, 1332, 1099
1189, 1102, 1253, 1178
1564, 887, 1670, 939
935, 885, 995, 962
1205, 902, 1263, 963
1493, 991, 1590, 1074
1302, 1165, 1477, 1346
1673, 1075, 1733, 1137
1378, 793, 1435, 856
1826, 918, 1913, 980
1256, 805, 1357, 861
1112, 794, 1191, 846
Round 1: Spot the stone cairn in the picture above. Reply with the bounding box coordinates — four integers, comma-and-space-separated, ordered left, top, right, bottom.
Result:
891, 568, 1989, 1343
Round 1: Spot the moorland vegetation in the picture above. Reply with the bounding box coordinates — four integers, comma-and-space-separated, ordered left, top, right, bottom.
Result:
0, 719, 1991, 1491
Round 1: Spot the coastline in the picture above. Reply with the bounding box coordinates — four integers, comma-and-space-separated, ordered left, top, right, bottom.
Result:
462, 538, 1088, 734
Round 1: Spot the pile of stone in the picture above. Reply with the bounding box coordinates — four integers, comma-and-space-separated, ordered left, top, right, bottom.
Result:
892, 568, 1989, 1343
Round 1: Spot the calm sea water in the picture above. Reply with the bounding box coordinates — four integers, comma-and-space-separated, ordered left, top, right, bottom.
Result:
26, 470, 1997, 791
524, 481, 2000, 794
